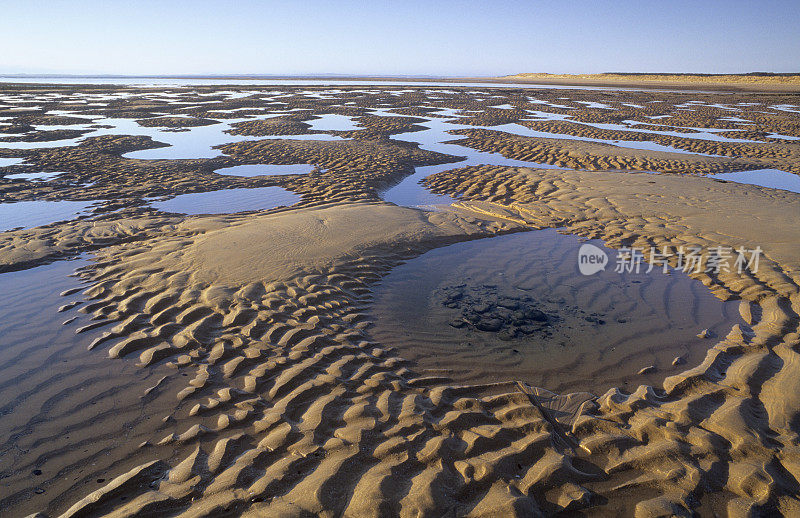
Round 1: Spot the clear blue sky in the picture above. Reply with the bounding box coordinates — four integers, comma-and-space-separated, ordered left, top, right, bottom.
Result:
2, 0, 798, 76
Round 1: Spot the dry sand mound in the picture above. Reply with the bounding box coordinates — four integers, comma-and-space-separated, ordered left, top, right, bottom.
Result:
180, 203, 507, 286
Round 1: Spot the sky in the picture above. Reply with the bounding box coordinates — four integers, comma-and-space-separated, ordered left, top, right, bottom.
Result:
1, 0, 798, 76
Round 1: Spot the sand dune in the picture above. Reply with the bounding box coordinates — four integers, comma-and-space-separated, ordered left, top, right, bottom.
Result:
498, 73, 800, 93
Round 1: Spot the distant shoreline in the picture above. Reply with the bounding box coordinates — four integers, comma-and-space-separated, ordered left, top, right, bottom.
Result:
488, 73, 800, 93
2, 73, 799, 93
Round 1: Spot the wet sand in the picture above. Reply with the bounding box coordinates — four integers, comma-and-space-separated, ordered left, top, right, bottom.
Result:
1, 83, 799, 516
0, 259, 200, 516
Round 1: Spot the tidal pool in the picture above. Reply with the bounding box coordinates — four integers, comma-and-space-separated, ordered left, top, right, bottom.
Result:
368, 229, 742, 395
378, 113, 566, 208
0, 258, 188, 515
710, 168, 800, 194
4, 170, 65, 181
0, 199, 96, 232
0, 113, 345, 158
149, 186, 300, 214
306, 113, 361, 131
0, 157, 24, 167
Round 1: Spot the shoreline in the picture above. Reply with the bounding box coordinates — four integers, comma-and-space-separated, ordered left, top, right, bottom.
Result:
488, 73, 800, 93
1, 83, 799, 516
2, 73, 800, 93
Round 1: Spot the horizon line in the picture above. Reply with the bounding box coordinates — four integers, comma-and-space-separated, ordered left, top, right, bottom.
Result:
2, 72, 799, 79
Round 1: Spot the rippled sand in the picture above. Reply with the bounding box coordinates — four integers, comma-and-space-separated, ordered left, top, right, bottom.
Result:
1, 83, 799, 516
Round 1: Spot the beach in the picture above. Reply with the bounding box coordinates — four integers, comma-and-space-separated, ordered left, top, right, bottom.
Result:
1, 80, 799, 516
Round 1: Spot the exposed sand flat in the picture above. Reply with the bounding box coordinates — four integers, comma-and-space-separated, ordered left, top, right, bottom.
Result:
423, 168, 800, 514
179, 203, 515, 286
0, 213, 182, 272
15, 174, 797, 517
1, 84, 799, 516
34, 203, 576, 517
425, 167, 800, 279
0, 260, 199, 517
448, 128, 796, 174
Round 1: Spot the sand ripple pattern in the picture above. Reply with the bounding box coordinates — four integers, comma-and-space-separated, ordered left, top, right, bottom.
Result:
52, 217, 598, 517
420, 165, 800, 515
41, 184, 800, 516
1, 85, 800, 516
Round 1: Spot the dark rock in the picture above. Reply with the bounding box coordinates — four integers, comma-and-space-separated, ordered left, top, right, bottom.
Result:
497, 329, 515, 341
475, 318, 503, 332
473, 303, 491, 314
529, 309, 549, 322
497, 298, 520, 310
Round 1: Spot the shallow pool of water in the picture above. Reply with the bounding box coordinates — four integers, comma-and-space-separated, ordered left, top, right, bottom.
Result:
368, 230, 741, 394
0, 258, 189, 515
379, 115, 566, 208
306, 114, 361, 131
381, 163, 460, 208
710, 169, 800, 194
124, 122, 346, 160
4, 171, 65, 181
1, 112, 346, 158
575, 100, 613, 110
149, 186, 300, 214
0, 199, 96, 232
0, 157, 24, 167
771, 104, 800, 114
597, 120, 757, 143
767, 133, 800, 141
